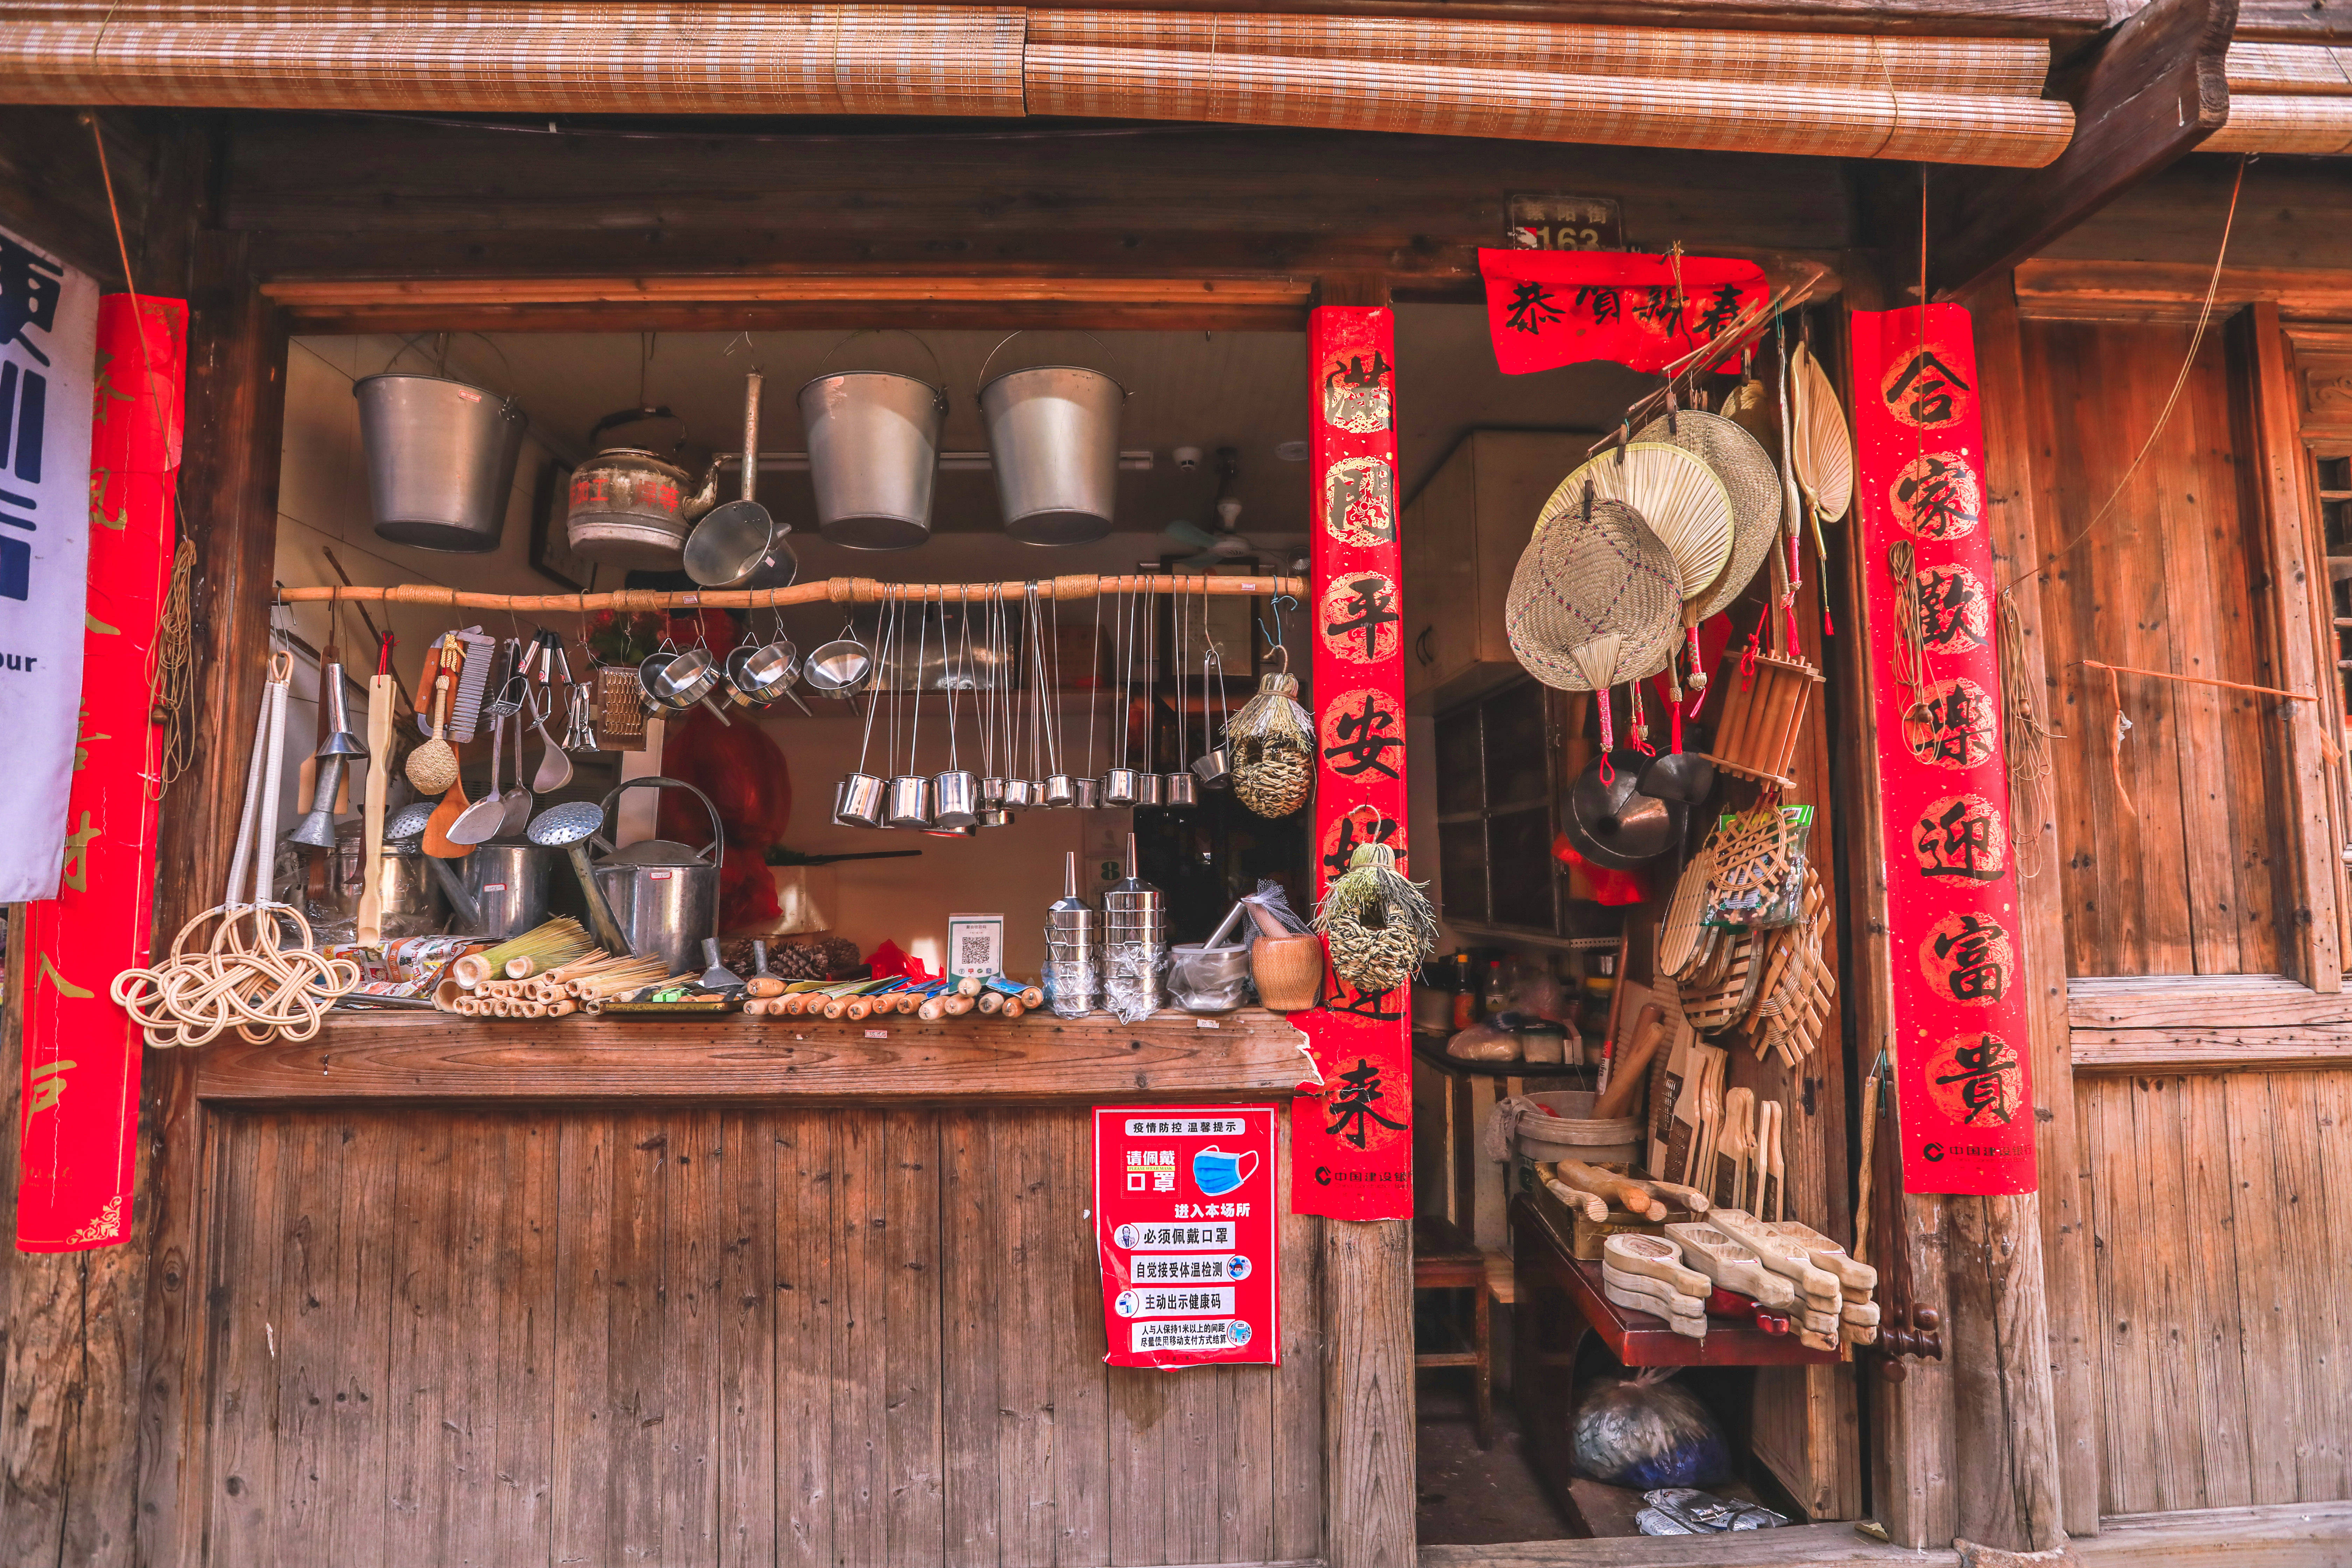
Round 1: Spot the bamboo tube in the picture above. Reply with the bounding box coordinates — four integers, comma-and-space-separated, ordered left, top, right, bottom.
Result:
434, 977, 465, 1010
276, 573, 1306, 615
548, 1000, 578, 1018
505, 957, 537, 979
452, 917, 592, 988
521, 1000, 547, 1018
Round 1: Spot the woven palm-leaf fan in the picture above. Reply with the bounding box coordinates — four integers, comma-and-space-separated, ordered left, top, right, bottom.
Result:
1507, 494, 1680, 755
1567, 441, 1735, 611
1635, 409, 1781, 624
1790, 343, 1854, 527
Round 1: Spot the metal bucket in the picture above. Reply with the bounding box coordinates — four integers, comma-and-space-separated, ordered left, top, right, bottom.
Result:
355, 373, 526, 552
463, 842, 551, 939
979, 365, 1126, 545
799, 372, 948, 551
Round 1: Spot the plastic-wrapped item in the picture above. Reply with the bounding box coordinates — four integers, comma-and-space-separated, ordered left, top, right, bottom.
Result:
1169, 944, 1252, 1013
1104, 940, 1167, 1023
1635, 1508, 1702, 1536
1446, 1019, 1520, 1063
1043, 953, 1100, 1018
1568, 1371, 1731, 1489
1640, 1489, 1789, 1533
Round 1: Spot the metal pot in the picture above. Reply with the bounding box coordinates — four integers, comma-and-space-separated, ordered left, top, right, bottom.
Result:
355, 372, 526, 552
800, 371, 948, 550
590, 776, 726, 975
464, 841, 552, 939
567, 446, 694, 569
323, 820, 447, 938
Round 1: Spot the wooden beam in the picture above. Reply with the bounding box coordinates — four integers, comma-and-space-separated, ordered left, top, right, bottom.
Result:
2071, 1026, 2352, 1072
1006, 0, 2110, 39
1926, 0, 2236, 301
2015, 258, 2352, 322
2236, 0, 2352, 40
2242, 301, 2345, 992
2067, 971, 2350, 1029
194, 1013, 1315, 1104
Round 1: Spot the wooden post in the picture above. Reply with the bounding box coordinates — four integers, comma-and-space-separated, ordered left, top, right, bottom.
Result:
134, 234, 292, 1568
1948, 1194, 2068, 1560
1967, 271, 2104, 1539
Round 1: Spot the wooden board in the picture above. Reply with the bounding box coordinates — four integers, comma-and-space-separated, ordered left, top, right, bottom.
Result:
191, 1104, 1324, 1567
2081, 1069, 2352, 1517
194, 1012, 1313, 1103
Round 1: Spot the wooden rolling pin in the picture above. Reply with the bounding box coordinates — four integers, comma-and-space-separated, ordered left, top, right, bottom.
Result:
1542, 1177, 1609, 1222
1592, 1004, 1666, 1120
1554, 1157, 1665, 1219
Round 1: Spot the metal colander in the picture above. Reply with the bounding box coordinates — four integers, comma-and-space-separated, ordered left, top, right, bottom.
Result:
1636, 408, 1782, 621
1505, 495, 1681, 694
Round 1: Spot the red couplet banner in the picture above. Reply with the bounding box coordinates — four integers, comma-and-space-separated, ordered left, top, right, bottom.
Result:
1094, 1106, 1281, 1368
1291, 305, 1413, 1221
1477, 250, 1769, 376
16, 295, 185, 1251
1851, 304, 2038, 1197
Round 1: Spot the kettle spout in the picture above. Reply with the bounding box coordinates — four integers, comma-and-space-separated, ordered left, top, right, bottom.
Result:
679, 458, 726, 523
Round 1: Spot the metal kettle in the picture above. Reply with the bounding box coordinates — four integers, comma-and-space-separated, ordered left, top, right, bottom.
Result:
589, 776, 726, 975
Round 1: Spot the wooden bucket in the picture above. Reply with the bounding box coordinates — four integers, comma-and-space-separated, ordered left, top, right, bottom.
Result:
1513, 1089, 1643, 1168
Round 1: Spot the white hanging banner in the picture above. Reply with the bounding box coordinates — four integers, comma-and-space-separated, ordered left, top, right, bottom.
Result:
0, 223, 101, 902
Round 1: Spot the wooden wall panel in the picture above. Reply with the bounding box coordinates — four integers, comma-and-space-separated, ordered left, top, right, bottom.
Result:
197, 1106, 1319, 1568
2021, 317, 2297, 980
2080, 1070, 2352, 1516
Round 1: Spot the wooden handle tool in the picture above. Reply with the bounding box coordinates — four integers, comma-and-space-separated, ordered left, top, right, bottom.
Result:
1542, 1178, 1609, 1222
1704, 1208, 1843, 1304
1604, 1233, 1712, 1299
1554, 1158, 1664, 1218
357, 642, 396, 945
1593, 1004, 1666, 1120
1854, 1065, 1882, 1264
1665, 1221, 1798, 1309
1598, 1265, 1708, 1339
1765, 1219, 1878, 1295
1637, 1177, 1713, 1214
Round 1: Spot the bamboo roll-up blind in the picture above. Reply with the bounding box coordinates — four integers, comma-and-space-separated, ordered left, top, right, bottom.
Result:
2210, 42, 2352, 154
0, 2, 1028, 115
1024, 44, 2072, 167
1030, 10, 2053, 100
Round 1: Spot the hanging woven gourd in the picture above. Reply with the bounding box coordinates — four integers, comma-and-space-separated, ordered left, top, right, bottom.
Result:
1225, 650, 1314, 819
1313, 841, 1441, 995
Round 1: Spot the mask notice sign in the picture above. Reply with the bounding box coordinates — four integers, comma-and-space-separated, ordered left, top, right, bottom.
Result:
1093, 1106, 1280, 1369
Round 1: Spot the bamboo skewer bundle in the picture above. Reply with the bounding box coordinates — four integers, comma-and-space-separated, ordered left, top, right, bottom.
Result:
449, 917, 593, 989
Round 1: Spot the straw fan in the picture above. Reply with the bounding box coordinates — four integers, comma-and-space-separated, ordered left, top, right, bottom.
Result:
1790, 343, 1854, 529
1505, 491, 1681, 754
1634, 408, 1782, 628
1572, 441, 1735, 615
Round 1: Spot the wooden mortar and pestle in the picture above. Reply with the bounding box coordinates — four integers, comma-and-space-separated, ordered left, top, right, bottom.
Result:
1246, 898, 1323, 1013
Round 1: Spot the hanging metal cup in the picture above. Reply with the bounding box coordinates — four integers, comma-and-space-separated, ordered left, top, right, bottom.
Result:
1135, 772, 1165, 807
1101, 768, 1139, 806
886, 774, 936, 829
1043, 774, 1077, 808
979, 807, 1013, 827
980, 776, 1008, 806
1073, 776, 1103, 808
838, 772, 887, 827
934, 769, 980, 829
1191, 743, 1232, 789
1003, 777, 1035, 807
1163, 772, 1198, 807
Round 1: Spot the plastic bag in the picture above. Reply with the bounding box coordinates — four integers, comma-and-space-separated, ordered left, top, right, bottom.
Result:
1446, 1019, 1519, 1063
1568, 1370, 1730, 1489
1640, 1489, 1788, 1534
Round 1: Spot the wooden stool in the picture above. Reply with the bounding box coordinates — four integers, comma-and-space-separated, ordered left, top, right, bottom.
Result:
1413, 1215, 1494, 1449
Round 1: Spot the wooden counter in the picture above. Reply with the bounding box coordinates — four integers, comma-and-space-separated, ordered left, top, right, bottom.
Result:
195, 1006, 1315, 1103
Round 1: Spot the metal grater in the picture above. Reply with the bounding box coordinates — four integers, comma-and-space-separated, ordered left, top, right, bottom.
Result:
446, 627, 495, 743
595, 664, 648, 750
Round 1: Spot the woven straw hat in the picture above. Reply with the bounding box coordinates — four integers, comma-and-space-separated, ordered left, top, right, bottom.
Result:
1635, 408, 1781, 621
1558, 441, 1733, 609
1505, 494, 1680, 693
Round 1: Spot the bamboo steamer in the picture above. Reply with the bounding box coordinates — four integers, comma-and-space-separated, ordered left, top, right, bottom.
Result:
1251, 933, 1324, 1013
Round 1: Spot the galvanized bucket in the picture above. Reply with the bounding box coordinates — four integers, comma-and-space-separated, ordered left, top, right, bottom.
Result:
799, 371, 948, 551
978, 345, 1127, 545
355, 372, 526, 552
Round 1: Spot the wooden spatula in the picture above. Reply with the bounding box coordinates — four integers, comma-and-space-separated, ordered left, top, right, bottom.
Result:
357, 632, 396, 943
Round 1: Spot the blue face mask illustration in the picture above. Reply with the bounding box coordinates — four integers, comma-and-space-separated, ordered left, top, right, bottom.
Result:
1192, 1146, 1259, 1197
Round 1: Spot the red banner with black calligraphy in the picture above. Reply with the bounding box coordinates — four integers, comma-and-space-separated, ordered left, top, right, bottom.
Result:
1477, 250, 1768, 377
1290, 305, 1413, 1221
1851, 304, 2036, 1197
16, 295, 185, 1251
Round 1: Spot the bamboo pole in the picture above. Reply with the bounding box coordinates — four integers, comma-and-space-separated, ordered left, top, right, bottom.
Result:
274, 573, 1304, 615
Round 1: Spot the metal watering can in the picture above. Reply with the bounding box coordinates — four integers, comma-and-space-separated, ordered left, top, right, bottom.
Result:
589, 776, 726, 975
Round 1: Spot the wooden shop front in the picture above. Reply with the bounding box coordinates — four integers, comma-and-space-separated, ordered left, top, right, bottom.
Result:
7, 5, 2352, 1567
